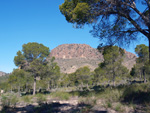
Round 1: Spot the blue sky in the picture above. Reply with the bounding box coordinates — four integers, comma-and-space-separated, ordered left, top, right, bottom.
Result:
0, 0, 148, 73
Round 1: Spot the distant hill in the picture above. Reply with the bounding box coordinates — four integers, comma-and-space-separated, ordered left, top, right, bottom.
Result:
49, 44, 136, 73
0, 71, 7, 76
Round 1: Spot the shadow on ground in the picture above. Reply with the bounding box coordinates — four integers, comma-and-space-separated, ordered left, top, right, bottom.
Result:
1, 102, 107, 113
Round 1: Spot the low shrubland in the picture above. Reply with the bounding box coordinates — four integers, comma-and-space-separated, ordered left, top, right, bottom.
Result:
0, 83, 150, 112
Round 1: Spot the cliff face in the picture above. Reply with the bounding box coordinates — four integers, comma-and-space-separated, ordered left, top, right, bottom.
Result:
49, 44, 136, 73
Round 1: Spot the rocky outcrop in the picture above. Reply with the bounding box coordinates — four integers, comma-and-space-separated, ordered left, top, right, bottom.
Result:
49, 44, 136, 73
122, 50, 137, 70
50, 44, 103, 60
0, 71, 7, 76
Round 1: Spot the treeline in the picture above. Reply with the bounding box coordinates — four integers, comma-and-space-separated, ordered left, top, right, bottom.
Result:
0, 43, 150, 96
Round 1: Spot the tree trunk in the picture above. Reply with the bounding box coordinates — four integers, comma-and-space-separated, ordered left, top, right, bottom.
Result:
140, 71, 143, 81
25, 83, 28, 93
33, 75, 36, 95
11, 86, 12, 93
47, 82, 50, 91
86, 84, 90, 91
113, 74, 115, 87
144, 74, 146, 83
18, 85, 20, 97
149, 38, 150, 64
81, 82, 84, 91
143, 69, 146, 83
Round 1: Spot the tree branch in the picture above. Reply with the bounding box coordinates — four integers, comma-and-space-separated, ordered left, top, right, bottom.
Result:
116, 11, 149, 37
121, 1, 149, 25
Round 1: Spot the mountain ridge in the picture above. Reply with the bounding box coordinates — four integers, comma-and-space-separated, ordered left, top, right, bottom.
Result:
49, 44, 136, 73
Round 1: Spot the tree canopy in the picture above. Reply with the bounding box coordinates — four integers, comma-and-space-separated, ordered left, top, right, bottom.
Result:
60, 0, 150, 61
131, 44, 149, 82
98, 46, 129, 86
14, 42, 50, 95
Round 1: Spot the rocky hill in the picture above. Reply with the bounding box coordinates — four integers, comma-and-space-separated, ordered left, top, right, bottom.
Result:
0, 71, 7, 76
49, 44, 136, 73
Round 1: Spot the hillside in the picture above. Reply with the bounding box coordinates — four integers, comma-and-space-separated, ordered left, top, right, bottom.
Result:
49, 44, 136, 73
0, 71, 7, 76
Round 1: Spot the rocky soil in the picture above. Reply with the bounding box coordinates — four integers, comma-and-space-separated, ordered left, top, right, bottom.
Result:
0, 96, 134, 113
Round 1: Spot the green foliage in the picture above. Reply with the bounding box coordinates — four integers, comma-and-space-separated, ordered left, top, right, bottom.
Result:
14, 42, 50, 73
59, 1, 93, 26
7, 69, 30, 95
14, 51, 25, 68
50, 91, 71, 100
107, 102, 112, 108
98, 88, 123, 102
72, 3, 91, 24
145, 62, 150, 76
22, 42, 50, 62
14, 42, 50, 95
0, 74, 9, 83
36, 94, 46, 104
132, 44, 149, 82
1, 94, 18, 107
42, 57, 61, 89
11, 69, 26, 86
60, 0, 150, 51
0, 75, 9, 91
115, 103, 122, 112
97, 46, 129, 86
135, 44, 149, 63
122, 83, 150, 104
75, 66, 91, 85
94, 67, 106, 85
21, 95, 32, 103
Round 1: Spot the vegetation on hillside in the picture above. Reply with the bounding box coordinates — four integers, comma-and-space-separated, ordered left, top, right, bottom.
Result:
0, 43, 150, 112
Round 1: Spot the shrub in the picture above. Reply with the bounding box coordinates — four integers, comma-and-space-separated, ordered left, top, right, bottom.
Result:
50, 91, 71, 100
1, 94, 18, 107
107, 102, 112, 108
115, 103, 122, 111
79, 97, 96, 106
96, 88, 123, 102
122, 83, 150, 104
36, 94, 46, 104
21, 95, 32, 103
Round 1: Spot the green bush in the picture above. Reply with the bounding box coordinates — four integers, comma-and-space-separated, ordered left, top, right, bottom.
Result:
115, 103, 122, 111
122, 83, 150, 103
96, 88, 123, 102
1, 94, 18, 107
107, 102, 112, 108
36, 94, 46, 104
21, 95, 32, 103
50, 91, 71, 100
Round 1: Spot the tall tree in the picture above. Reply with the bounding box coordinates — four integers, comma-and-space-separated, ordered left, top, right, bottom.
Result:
75, 66, 91, 90
10, 69, 26, 96
60, 0, 150, 62
101, 46, 129, 86
134, 44, 149, 82
94, 66, 106, 85
8, 74, 17, 93
44, 57, 60, 90
14, 42, 50, 95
